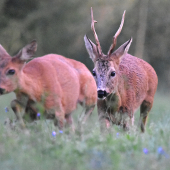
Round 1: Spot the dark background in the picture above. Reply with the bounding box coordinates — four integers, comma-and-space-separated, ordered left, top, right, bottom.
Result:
0, 0, 169, 93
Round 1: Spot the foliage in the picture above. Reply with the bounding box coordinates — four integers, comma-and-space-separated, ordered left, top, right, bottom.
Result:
0, 93, 170, 170
1, 0, 169, 90
0, 0, 137, 72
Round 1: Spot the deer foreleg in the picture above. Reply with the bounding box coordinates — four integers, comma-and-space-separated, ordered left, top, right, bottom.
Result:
11, 99, 27, 129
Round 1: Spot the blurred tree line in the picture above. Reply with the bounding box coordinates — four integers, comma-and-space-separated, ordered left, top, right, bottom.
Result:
0, 0, 170, 92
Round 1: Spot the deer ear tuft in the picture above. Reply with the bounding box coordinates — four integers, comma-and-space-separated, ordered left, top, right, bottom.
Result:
110, 38, 132, 66
111, 38, 132, 58
84, 35, 98, 62
0, 45, 10, 60
124, 38, 132, 54
15, 40, 37, 61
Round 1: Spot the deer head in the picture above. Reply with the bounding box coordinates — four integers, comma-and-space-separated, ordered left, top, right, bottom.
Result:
84, 7, 132, 99
0, 40, 37, 95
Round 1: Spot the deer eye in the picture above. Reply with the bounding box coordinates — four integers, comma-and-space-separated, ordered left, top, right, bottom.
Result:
92, 71, 96, 76
111, 71, 116, 77
7, 69, 15, 75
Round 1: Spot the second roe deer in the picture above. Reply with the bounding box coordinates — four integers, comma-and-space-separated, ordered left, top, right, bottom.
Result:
84, 8, 158, 132
0, 40, 97, 131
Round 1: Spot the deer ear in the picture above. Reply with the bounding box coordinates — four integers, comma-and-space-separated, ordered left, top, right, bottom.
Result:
112, 38, 132, 57
15, 40, 37, 61
0, 45, 10, 60
110, 38, 132, 65
84, 35, 98, 62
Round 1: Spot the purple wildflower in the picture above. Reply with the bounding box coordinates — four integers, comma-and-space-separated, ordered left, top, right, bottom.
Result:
59, 130, 63, 134
4, 107, 9, 112
157, 147, 164, 155
143, 148, 149, 154
116, 132, 119, 138
37, 112, 41, 117
52, 131, 57, 137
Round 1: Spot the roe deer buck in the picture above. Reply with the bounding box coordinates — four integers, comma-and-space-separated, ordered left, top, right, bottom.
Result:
84, 8, 158, 132
0, 40, 97, 130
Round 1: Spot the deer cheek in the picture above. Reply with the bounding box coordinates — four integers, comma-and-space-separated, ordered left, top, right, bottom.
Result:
109, 79, 117, 93
105, 81, 112, 94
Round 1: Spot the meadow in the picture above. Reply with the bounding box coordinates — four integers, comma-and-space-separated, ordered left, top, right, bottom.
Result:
0, 92, 170, 170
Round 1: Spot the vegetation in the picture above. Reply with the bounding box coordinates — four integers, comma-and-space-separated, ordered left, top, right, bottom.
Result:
0, 93, 170, 170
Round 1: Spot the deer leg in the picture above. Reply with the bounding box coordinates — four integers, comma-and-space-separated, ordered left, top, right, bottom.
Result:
78, 105, 95, 125
98, 113, 111, 132
65, 113, 75, 132
123, 113, 134, 131
25, 101, 38, 121
77, 105, 95, 134
54, 108, 65, 130
98, 109, 111, 132
11, 99, 26, 129
140, 100, 152, 132
105, 118, 111, 128
130, 115, 134, 126
97, 100, 110, 132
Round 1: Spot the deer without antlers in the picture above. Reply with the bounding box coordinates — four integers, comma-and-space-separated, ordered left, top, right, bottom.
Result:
0, 40, 97, 131
84, 8, 158, 132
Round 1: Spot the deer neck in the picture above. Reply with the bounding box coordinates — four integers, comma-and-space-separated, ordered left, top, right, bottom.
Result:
17, 70, 41, 101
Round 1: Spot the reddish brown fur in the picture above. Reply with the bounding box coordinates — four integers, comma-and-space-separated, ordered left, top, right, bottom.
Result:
0, 41, 97, 130
84, 9, 158, 132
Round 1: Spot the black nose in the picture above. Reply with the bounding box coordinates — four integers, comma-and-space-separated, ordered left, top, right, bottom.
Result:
0, 88, 5, 95
97, 90, 108, 99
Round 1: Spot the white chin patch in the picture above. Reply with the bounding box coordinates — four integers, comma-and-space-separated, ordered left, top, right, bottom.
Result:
98, 97, 106, 100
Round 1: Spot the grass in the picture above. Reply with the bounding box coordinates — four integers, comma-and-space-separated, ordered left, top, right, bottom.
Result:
0, 92, 170, 170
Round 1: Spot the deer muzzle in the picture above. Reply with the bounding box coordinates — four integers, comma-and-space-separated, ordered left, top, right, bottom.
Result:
97, 90, 108, 99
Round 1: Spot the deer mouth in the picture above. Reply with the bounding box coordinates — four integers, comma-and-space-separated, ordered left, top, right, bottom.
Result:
97, 90, 109, 99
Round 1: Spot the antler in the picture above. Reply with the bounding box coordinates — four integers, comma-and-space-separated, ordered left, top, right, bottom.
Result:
91, 7, 102, 56
108, 11, 126, 56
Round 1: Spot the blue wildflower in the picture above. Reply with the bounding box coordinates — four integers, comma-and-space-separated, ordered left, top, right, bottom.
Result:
157, 147, 169, 159
37, 112, 41, 117
52, 131, 57, 137
4, 107, 9, 112
59, 130, 63, 134
157, 147, 164, 155
143, 148, 149, 154
116, 132, 119, 138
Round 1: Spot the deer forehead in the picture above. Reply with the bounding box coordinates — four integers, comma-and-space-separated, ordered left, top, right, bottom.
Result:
0, 58, 22, 75
95, 60, 115, 73
0, 58, 11, 68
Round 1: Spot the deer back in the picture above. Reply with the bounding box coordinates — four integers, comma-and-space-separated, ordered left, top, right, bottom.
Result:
21, 54, 80, 112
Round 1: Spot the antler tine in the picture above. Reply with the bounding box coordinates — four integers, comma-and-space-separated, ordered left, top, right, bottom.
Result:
91, 7, 102, 55
108, 10, 126, 55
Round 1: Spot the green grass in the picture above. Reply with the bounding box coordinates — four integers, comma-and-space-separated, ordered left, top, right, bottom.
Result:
0, 92, 170, 170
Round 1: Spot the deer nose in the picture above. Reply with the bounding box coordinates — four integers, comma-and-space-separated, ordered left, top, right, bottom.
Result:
0, 88, 5, 95
97, 90, 108, 99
